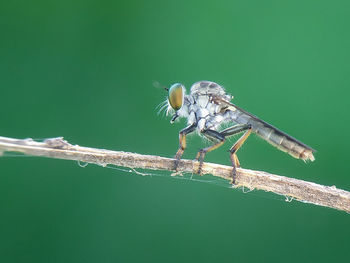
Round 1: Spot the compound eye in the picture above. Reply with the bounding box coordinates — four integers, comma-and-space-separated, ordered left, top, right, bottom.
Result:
168, 83, 184, 111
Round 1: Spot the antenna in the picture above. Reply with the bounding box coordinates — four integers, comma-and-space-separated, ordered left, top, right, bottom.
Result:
153, 81, 168, 92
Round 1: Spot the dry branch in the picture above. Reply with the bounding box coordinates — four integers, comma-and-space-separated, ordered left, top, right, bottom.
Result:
0, 136, 349, 213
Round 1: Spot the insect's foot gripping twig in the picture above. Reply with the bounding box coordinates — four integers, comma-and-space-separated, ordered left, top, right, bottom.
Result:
230, 166, 237, 185
230, 153, 240, 185
173, 157, 181, 171
173, 149, 184, 171
195, 150, 206, 175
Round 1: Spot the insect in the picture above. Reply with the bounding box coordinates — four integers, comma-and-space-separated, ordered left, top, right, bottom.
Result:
159, 80, 315, 184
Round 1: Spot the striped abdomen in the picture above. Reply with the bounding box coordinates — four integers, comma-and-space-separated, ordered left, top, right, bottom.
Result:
229, 107, 315, 162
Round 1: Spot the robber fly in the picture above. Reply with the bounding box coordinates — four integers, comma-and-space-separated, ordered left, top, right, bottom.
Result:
159, 80, 315, 183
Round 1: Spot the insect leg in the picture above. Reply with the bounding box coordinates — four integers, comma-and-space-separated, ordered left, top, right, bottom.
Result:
221, 124, 251, 137
195, 124, 252, 175
174, 123, 197, 170
195, 130, 225, 175
224, 124, 252, 184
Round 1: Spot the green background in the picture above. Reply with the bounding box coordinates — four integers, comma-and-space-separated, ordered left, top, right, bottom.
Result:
1, 0, 349, 262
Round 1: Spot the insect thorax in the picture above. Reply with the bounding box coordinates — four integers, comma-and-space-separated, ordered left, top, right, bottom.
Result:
183, 81, 233, 132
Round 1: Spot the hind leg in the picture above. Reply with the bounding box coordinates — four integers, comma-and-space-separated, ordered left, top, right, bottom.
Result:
227, 127, 252, 184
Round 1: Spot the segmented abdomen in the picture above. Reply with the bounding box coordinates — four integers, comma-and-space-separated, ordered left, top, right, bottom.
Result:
230, 109, 315, 161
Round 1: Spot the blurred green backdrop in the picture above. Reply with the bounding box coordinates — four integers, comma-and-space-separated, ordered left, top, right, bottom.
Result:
1, 0, 350, 262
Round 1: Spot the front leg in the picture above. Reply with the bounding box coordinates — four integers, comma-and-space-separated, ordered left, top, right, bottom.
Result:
195, 130, 225, 175
174, 123, 196, 170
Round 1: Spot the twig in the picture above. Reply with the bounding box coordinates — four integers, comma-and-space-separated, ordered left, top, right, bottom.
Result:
0, 136, 349, 213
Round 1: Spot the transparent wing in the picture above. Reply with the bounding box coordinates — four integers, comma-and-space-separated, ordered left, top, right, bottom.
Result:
211, 95, 315, 161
